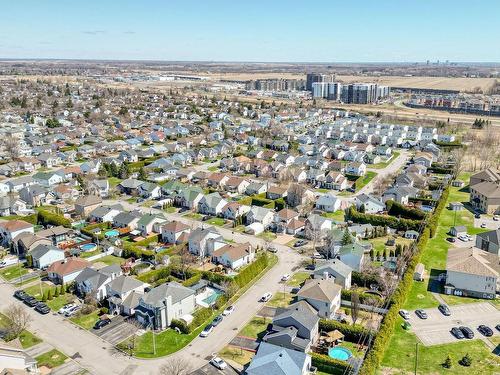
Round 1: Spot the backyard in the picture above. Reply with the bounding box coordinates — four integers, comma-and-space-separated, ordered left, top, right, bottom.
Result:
219, 345, 255, 366
321, 210, 345, 222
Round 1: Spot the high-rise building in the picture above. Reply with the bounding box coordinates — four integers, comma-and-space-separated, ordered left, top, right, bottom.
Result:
306, 73, 334, 92
340, 83, 389, 104
312, 82, 329, 98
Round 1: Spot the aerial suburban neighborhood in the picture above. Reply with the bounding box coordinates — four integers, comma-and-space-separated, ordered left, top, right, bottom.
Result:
1, 2, 500, 375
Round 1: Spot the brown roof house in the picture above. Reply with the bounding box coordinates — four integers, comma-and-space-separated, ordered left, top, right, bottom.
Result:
74, 195, 102, 217
0, 220, 34, 247
47, 257, 90, 284
297, 278, 341, 319
212, 242, 254, 270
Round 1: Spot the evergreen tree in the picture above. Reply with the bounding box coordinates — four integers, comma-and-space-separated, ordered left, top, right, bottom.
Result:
118, 163, 130, 179
443, 354, 452, 369
341, 228, 353, 245
460, 353, 472, 367
138, 167, 147, 181
54, 286, 60, 297
47, 289, 53, 300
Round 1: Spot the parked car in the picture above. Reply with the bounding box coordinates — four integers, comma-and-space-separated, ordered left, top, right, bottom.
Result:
495, 324, 500, 332
493, 216, 499, 221
267, 245, 277, 253
458, 235, 468, 242
64, 305, 80, 317
200, 324, 214, 337
478, 325, 493, 337
260, 292, 272, 302
0, 261, 7, 268
34, 302, 50, 315
305, 263, 316, 271
291, 287, 300, 294
24, 296, 38, 307
211, 315, 223, 327
222, 306, 234, 316
438, 304, 451, 316
415, 309, 428, 319
459, 326, 474, 339
14, 290, 27, 300
451, 327, 465, 339
210, 357, 227, 370
447, 237, 456, 243
294, 240, 308, 247
474, 213, 481, 219
281, 274, 291, 282
93, 318, 111, 330
480, 223, 487, 228
399, 309, 410, 320
58, 303, 76, 315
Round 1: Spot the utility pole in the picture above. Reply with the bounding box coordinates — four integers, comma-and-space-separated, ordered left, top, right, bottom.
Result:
414, 342, 419, 374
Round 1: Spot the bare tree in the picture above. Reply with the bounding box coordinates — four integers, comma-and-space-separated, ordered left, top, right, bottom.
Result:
158, 357, 193, 375
350, 291, 360, 325
4, 304, 32, 339
2, 136, 19, 159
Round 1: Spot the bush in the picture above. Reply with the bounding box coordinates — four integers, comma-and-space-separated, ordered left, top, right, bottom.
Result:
351, 271, 382, 289
443, 354, 452, 369
189, 308, 213, 331
234, 253, 270, 288
342, 289, 383, 305
171, 319, 190, 334
311, 353, 349, 375
319, 320, 375, 342
460, 353, 472, 367
99, 307, 109, 315
182, 273, 202, 287
251, 196, 273, 207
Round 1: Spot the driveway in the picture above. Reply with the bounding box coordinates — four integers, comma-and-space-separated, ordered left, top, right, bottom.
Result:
474, 216, 499, 230
93, 316, 139, 345
408, 302, 500, 346
192, 362, 240, 375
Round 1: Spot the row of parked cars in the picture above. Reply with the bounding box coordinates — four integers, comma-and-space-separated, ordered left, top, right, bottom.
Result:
399, 304, 452, 320
14, 290, 50, 314
451, 325, 499, 339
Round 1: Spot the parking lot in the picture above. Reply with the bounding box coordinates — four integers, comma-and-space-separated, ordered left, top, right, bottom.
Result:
408, 302, 500, 346
474, 216, 500, 230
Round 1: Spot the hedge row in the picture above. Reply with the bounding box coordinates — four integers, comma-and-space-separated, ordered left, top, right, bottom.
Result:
311, 353, 349, 375
386, 200, 426, 220
346, 206, 422, 231
38, 209, 72, 228
234, 253, 270, 288
351, 271, 382, 289
341, 289, 383, 305
359, 187, 450, 374
319, 319, 375, 342
189, 307, 213, 331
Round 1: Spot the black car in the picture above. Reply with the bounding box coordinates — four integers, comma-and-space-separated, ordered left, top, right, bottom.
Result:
496, 324, 500, 332
305, 264, 316, 271
438, 304, 451, 316
34, 302, 50, 315
24, 296, 38, 307
93, 318, 111, 330
14, 290, 28, 300
415, 309, 428, 319
478, 325, 493, 337
211, 315, 223, 327
446, 237, 456, 243
451, 327, 464, 339
294, 240, 308, 247
474, 213, 481, 219
459, 326, 474, 339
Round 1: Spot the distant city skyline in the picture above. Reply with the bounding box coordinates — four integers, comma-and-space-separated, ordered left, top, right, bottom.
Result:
1, 0, 499, 62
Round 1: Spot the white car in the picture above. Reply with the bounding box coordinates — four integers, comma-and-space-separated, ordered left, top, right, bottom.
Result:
210, 357, 227, 370
458, 235, 467, 241
281, 274, 291, 282
399, 309, 411, 320
481, 223, 487, 228
200, 324, 214, 337
58, 303, 75, 315
64, 305, 80, 317
260, 292, 272, 302
222, 305, 234, 316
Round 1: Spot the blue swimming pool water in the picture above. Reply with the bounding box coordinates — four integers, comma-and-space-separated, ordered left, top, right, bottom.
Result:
202, 289, 224, 305
105, 230, 120, 237
383, 260, 397, 270
328, 347, 352, 361
80, 243, 97, 251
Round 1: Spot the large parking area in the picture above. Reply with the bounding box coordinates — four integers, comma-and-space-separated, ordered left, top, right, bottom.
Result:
408, 302, 500, 346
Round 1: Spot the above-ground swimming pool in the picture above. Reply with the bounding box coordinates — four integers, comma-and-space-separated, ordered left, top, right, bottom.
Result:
80, 243, 97, 252
328, 347, 352, 361
105, 229, 120, 238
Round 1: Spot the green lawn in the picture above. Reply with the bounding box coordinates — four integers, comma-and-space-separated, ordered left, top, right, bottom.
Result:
164, 206, 177, 213
266, 292, 295, 308
207, 166, 219, 172
368, 235, 414, 256
70, 311, 100, 330
219, 345, 255, 366
0, 264, 29, 281
108, 177, 122, 187
403, 178, 482, 310
80, 248, 101, 258
206, 217, 226, 226
234, 225, 246, 232
35, 349, 68, 368
22, 283, 74, 311
238, 317, 269, 339
286, 272, 311, 287
93, 255, 126, 266
0, 313, 42, 349
382, 317, 500, 374
258, 231, 277, 242
183, 212, 203, 220
356, 171, 377, 192
321, 210, 345, 222
370, 151, 400, 169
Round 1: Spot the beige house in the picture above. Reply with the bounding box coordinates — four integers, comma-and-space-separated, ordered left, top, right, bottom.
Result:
74, 195, 103, 217
297, 279, 341, 319
469, 168, 500, 214
445, 247, 499, 300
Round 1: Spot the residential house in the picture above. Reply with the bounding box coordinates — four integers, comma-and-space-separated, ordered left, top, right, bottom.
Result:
30, 244, 66, 269
88, 205, 122, 223
137, 213, 168, 236
160, 221, 191, 244
355, 193, 385, 214
74, 264, 122, 301
19, 184, 48, 206
75, 195, 102, 217
138, 182, 162, 199
0, 343, 38, 373
475, 229, 500, 256
445, 247, 498, 299
0, 220, 34, 247
246, 342, 312, 375
107, 275, 148, 315
246, 206, 275, 229
88, 179, 110, 198
47, 257, 90, 284
313, 260, 353, 289
175, 187, 204, 210
135, 282, 196, 330
211, 242, 255, 269
338, 243, 365, 271
274, 208, 300, 233
113, 211, 142, 230
188, 227, 225, 258
221, 201, 250, 220
345, 162, 366, 176
315, 194, 341, 213
198, 192, 228, 216
0, 196, 27, 216
297, 279, 342, 319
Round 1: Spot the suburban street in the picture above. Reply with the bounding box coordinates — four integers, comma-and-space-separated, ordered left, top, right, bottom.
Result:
0, 231, 303, 375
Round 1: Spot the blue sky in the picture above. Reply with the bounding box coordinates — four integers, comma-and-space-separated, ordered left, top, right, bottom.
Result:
1, 0, 499, 62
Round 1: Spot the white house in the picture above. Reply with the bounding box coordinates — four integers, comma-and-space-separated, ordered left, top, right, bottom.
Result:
212, 242, 255, 270
316, 194, 341, 213
30, 244, 65, 269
